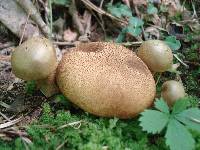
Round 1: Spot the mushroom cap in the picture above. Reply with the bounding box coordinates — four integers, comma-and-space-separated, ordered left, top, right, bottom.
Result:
56, 42, 156, 118
137, 40, 173, 72
11, 37, 57, 80
161, 80, 185, 106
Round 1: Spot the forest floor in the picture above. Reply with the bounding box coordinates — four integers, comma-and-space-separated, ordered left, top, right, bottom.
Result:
0, 0, 200, 150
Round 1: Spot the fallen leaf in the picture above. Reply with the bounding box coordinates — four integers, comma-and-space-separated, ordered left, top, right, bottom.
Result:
132, 0, 147, 6
145, 27, 160, 40
63, 28, 78, 42
161, 0, 183, 17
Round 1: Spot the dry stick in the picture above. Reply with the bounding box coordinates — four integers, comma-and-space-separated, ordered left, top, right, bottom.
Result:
17, 0, 50, 37
0, 112, 32, 149
184, 61, 200, 66
132, 2, 146, 41
53, 41, 75, 46
69, 0, 85, 35
56, 140, 68, 150
83, 11, 92, 37
98, 0, 107, 37
19, 13, 31, 45
80, 0, 127, 26
48, 0, 53, 35
0, 116, 22, 129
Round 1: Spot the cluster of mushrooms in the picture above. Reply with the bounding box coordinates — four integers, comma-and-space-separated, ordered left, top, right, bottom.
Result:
11, 37, 186, 119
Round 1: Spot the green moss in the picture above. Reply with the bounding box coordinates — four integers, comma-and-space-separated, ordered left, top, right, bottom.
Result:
0, 103, 169, 150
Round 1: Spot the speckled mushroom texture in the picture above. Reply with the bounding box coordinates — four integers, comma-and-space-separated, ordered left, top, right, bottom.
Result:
56, 42, 156, 118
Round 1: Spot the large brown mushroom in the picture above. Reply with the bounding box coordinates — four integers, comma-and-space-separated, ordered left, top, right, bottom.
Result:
56, 42, 156, 118
11, 38, 156, 118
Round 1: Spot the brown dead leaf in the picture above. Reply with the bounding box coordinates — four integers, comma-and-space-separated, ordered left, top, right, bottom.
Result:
145, 27, 160, 40
63, 28, 78, 42
132, 0, 147, 6
162, 0, 182, 17
152, 14, 162, 26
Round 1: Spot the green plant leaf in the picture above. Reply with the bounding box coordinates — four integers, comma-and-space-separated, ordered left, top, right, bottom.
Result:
25, 80, 36, 95
139, 110, 169, 134
175, 108, 200, 132
126, 26, 142, 37
147, 3, 158, 14
107, 3, 132, 18
154, 98, 169, 114
129, 17, 144, 27
115, 28, 127, 43
172, 99, 190, 114
165, 118, 195, 150
164, 36, 181, 51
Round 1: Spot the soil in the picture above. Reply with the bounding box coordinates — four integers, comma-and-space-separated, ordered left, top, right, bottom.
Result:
0, 47, 45, 123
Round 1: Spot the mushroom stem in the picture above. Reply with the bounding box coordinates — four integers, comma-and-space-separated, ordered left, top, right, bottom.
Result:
36, 68, 59, 97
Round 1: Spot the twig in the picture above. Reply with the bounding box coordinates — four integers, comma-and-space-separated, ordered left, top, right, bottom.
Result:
17, 0, 50, 37
48, 0, 53, 35
184, 61, 200, 66
80, 0, 127, 26
19, 13, 31, 45
121, 41, 142, 46
69, 0, 85, 35
53, 41, 75, 46
173, 54, 189, 68
0, 101, 11, 109
58, 120, 83, 129
56, 140, 67, 150
0, 117, 23, 129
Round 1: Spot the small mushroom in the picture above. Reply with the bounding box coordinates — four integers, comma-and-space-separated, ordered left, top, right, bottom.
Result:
161, 80, 186, 107
137, 40, 173, 72
56, 42, 156, 118
11, 37, 58, 80
11, 37, 59, 96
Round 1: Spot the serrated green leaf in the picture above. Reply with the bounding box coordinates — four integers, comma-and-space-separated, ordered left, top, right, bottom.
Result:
164, 36, 181, 51
165, 118, 195, 150
139, 110, 169, 134
147, 3, 158, 14
126, 26, 142, 37
107, 3, 132, 18
115, 28, 127, 43
129, 17, 144, 27
175, 108, 200, 132
172, 99, 190, 114
154, 98, 169, 114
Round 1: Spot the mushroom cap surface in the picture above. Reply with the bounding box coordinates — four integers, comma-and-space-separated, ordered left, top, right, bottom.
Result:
137, 40, 173, 72
11, 37, 57, 80
161, 80, 185, 106
56, 42, 156, 118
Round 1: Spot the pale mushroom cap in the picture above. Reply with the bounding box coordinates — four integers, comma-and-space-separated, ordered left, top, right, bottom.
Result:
137, 40, 173, 72
161, 80, 186, 106
11, 37, 57, 80
56, 42, 156, 118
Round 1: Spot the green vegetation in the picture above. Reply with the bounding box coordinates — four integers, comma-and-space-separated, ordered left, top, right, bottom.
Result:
1, 96, 199, 150
0, 103, 168, 150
